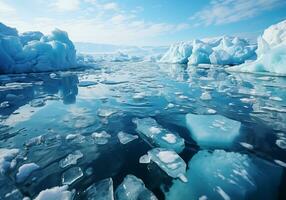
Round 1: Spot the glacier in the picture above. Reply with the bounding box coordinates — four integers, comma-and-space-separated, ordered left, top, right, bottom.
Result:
160, 36, 256, 65
165, 150, 283, 200
0, 22, 77, 74
228, 20, 286, 74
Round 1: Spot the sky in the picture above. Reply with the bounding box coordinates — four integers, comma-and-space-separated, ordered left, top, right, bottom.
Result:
0, 0, 286, 46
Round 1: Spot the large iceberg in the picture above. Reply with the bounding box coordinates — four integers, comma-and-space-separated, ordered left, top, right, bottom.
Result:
0, 22, 77, 74
160, 36, 256, 65
165, 150, 283, 200
228, 20, 286, 74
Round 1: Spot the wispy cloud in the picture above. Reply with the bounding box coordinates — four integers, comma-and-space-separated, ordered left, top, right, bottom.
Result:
0, 0, 15, 14
51, 0, 81, 11
190, 0, 284, 26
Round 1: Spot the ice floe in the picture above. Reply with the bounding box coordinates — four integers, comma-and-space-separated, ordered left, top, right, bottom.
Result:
16, 163, 40, 183
35, 185, 74, 200
62, 167, 83, 185
117, 131, 138, 144
84, 178, 114, 200
59, 150, 83, 168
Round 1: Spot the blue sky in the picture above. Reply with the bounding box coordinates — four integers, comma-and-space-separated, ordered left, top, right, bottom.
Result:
0, 0, 286, 46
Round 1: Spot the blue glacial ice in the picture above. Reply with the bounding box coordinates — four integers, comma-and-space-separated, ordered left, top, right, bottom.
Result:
0, 22, 77, 73
133, 117, 185, 153
147, 148, 187, 182
160, 36, 256, 65
34, 185, 74, 200
228, 20, 286, 74
165, 150, 283, 200
84, 178, 114, 200
186, 113, 241, 148
115, 174, 158, 200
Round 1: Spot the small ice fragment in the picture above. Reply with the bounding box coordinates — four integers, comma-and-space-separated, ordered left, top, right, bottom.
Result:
25, 135, 44, 147
92, 131, 111, 145
133, 92, 146, 100
30, 99, 45, 107
199, 196, 208, 200
62, 167, 83, 185
269, 96, 283, 101
49, 73, 57, 79
98, 108, 117, 117
34, 185, 74, 200
240, 142, 254, 150
165, 103, 175, 109
117, 131, 138, 144
274, 160, 286, 168
139, 154, 151, 164
200, 92, 212, 100
207, 109, 217, 114
276, 139, 286, 149
16, 163, 40, 183
0, 101, 10, 108
59, 150, 83, 168
216, 186, 230, 200
84, 178, 114, 200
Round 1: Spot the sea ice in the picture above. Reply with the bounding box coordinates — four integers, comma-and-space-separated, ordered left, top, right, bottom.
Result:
84, 178, 114, 200
115, 174, 158, 200
92, 131, 111, 145
133, 118, 185, 153
0, 22, 77, 74
62, 167, 83, 185
185, 113, 241, 148
16, 163, 40, 183
35, 185, 74, 200
165, 150, 283, 200
147, 148, 187, 182
0, 148, 19, 174
139, 154, 151, 164
117, 131, 138, 144
59, 150, 83, 168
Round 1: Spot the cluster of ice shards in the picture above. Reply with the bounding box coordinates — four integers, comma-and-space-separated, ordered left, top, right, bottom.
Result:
228, 20, 286, 74
160, 36, 256, 65
0, 22, 77, 74
133, 117, 185, 153
165, 150, 283, 200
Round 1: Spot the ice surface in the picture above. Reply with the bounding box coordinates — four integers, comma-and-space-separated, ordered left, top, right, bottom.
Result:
186, 113, 241, 148
0, 148, 19, 174
92, 131, 111, 145
59, 150, 83, 168
160, 36, 256, 65
228, 20, 286, 74
62, 167, 83, 185
147, 148, 187, 182
35, 185, 73, 200
115, 174, 158, 200
16, 163, 40, 183
165, 150, 283, 200
84, 178, 114, 200
117, 131, 138, 144
133, 118, 185, 153
139, 154, 151, 164
0, 22, 77, 73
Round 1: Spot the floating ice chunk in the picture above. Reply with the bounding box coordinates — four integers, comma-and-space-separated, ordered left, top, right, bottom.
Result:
117, 131, 138, 144
98, 108, 117, 117
84, 178, 114, 200
0, 148, 19, 174
115, 174, 158, 200
274, 160, 286, 168
186, 114, 241, 148
207, 108, 217, 114
16, 163, 40, 183
0, 101, 10, 108
92, 131, 111, 145
269, 96, 283, 101
62, 167, 83, 185
239, 142, 254, 150
35, 185, 74, 200
30, 99, 45, 107
159, 42, 193, 64
148, 148, 187, 182
276, 139, 286, 149
200, 91, 212, 100
166, 150, 283, 200
25, 135, 44, 147
139, 154, 151, 164
133, 118, 185, 153
59, 150, 83, 168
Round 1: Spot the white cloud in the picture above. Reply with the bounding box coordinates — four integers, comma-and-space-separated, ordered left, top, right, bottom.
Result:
190, 0, 284, 26
102, 2, 118, 11
51, 0, 80, 11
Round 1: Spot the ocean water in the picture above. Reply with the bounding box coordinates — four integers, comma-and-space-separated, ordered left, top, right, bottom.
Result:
0, 62, 285, 199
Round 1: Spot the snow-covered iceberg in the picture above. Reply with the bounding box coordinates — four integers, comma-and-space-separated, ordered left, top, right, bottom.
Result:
0, 22, 77, 74
160, 36, 256, 65
228, 20, 286, 74
165, 150, 283, 200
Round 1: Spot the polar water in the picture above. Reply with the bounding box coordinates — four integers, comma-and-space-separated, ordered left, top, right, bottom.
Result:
0, 60, 286, 200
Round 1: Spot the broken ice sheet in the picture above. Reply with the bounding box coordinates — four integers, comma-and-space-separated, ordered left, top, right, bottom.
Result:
185, 113, 241, 148
59, 150, 83, 168
147, 148, 187, 182
133, 118, 185, 153
84, 178, 114, 200
117, 131, 138, 144
62, 167, 83, 185
92, 131, 111, 145
115, 174, 157, 200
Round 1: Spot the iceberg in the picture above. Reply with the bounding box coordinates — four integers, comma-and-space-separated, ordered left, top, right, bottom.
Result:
228, 20, 286, 74
147, 148, 187, 182
84, 178, 114, 200
160, 36, 256, 65
0, 22, 77, 74
115, 174, 158, 200
186, 113, 241, 148
133, 118, 185, 153
0, 148, 19, 174
165, 150, 283, 200
35, 185, 74, 200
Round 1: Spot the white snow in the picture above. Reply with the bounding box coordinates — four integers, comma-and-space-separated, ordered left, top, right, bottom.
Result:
228, 20, 286, 74
16, 163, 40, 183
34, 186, 73, 200
0, 148, 19, 174
0, 22, 77, 74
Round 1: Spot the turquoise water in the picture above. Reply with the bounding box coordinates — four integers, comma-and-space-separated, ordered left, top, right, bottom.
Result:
0, 62, 285, 199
